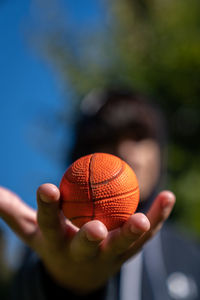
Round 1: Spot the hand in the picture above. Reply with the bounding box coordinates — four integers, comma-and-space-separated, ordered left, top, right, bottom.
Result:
0, 184, 175, 294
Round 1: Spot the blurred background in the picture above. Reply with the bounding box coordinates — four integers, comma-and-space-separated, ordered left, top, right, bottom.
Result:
0, 0, 200, 296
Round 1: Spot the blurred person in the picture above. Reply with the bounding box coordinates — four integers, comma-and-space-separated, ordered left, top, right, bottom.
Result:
69, 88, 200, 299
0, 88, 199, 300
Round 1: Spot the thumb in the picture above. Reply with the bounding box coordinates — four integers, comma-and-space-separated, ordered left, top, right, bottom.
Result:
37, 184, 72, 247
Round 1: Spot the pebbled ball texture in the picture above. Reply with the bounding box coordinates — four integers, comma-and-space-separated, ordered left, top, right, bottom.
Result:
60, 153, 140, 231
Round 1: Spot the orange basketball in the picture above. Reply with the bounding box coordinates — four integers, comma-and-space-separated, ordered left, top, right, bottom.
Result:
60, 153, 140, 231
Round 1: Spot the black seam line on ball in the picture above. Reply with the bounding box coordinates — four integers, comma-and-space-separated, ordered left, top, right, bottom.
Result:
62, 176, 88, 186
70, 215, 93, 221
63, 160, 125, 186
63, 186, 139, 203
88, 154, 95, 220
69, 212, 132, 221
91, 185, 139, 201
91, 161, 125, 186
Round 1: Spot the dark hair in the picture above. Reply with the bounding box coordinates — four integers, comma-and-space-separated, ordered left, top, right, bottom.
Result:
71, 88, 166, 162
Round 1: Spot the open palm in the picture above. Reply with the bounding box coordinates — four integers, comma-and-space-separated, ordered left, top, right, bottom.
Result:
0, 184, 175, 294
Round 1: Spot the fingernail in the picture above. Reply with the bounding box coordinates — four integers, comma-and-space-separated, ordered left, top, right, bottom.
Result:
130, 224, 143, 234
130, 215, 150, 234
162, 195, 175, 210
40, 193, 52, 203
85, 231, 98, 242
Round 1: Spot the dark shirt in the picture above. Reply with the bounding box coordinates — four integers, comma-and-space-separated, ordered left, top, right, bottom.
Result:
11, 223, 200, 300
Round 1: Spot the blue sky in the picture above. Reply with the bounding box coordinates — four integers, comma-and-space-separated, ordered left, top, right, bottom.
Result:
0, 0, 67, 265
0, 0, 65, 204
0, 0, 104, 267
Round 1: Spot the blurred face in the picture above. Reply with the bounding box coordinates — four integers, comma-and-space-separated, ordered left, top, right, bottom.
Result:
117, 139, 161, 201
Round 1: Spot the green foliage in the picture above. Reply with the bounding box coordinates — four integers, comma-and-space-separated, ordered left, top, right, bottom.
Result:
109, 0, 200, 104
32, 0, 200, 236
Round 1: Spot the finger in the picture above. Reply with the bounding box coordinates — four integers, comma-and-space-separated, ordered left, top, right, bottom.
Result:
143, 190, 176, 240
70, 220, 108, 262
120, 190, 175, 261
37, 183, 70, 247
0, 186, 38, 245
101, 213, 150, 260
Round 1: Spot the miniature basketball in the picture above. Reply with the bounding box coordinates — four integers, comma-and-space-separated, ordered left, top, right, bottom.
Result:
60, 153, 140, 231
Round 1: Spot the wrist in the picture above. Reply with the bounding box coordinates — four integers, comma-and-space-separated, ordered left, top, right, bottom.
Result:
40, 261, 108, 298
